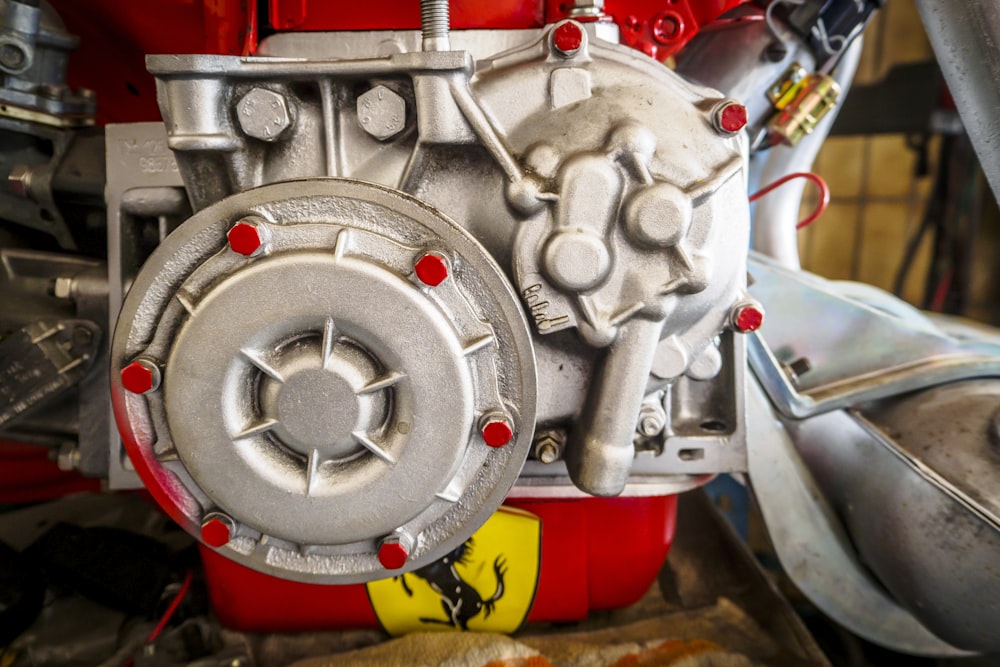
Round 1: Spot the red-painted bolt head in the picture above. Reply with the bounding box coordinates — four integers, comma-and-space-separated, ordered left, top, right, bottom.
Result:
121, 359, 160, 394
733, 304, 764, 333
227, 220, 266, 256
414, 252, 449, 286
201, 515, 234, 548
482, 418, 514, 448
378, 537, 409, 569
651, 12, 683, 44
716, 101, 748, 134
553, 22, 584, 56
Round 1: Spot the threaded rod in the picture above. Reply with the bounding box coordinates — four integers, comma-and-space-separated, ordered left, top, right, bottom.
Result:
421, 0, 450, 51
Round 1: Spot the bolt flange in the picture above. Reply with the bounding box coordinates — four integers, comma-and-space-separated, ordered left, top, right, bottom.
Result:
482, 415, 514, 448
201, 513, 236, 548
377, 534, 411, 569
227, 219, 269, 257
553, 21, 584, 56
121, 359, 161, 394
414, 252, 449, 286
714, 100, 748, 135
731, 302, 764, 333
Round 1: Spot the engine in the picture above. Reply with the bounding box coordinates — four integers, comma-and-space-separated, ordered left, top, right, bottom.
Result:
110, 18, 753, 582
9, 0, 1000, 658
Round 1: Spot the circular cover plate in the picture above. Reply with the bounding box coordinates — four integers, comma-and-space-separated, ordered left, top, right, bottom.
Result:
110, 179, 536, 584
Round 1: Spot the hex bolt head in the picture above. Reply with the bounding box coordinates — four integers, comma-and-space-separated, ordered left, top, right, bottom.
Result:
732, 303, 764, 333
236, 88, 291, 142
227, 219, 268, 257
414, 252, 449, 286
714, 101, 748, 134
357, 85, 407, 141
377, 535, 410, 569
201, 513, 236, 548
553, 21, 584, 56
121, 359, 161, 394
482, 416, 514, 448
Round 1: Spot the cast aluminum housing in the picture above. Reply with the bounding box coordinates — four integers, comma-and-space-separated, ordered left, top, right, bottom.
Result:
109, 23, 754, 582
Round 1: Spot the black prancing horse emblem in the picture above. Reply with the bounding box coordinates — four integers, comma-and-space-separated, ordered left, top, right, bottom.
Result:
396, 537, 508, 630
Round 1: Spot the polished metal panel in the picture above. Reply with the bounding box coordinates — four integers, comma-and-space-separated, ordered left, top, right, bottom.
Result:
747, 380, 969, 657
787, 381, 1000, 652
747, 252, 1000, 418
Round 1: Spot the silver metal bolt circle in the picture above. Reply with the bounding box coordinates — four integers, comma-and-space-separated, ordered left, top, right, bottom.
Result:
112, 178, 538, 585
165, 252, 476, 545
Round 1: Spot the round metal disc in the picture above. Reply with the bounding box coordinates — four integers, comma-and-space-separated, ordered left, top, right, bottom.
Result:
111, 178, 537, 584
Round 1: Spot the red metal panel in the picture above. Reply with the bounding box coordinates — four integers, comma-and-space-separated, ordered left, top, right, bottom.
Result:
47, 0, 253, 124
201, 495, 677, 632
547, 0, 751, 59
267, 0, 749, 59
269, 0, 546, 32
0, 441, 100, 504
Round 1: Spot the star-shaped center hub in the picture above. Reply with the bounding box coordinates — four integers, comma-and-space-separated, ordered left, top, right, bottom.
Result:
236, 319, 404, 491
274, 369, 361, 457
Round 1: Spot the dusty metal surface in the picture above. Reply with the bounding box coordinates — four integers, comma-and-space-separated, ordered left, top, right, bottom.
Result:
787, 380, 1000, 652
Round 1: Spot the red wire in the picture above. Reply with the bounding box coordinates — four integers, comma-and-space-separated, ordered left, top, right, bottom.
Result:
123, 571, 194, 667
147, 571, 194, 642
930, 266, 954, 312
749, 171, 831, 229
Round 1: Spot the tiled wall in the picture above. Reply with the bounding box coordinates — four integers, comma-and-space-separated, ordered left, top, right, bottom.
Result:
795, 0, 940, 308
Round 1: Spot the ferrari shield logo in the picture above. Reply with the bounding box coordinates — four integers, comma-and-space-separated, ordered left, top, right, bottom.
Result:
367, 507, 541, 634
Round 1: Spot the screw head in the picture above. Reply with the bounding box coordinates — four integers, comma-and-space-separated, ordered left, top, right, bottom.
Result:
733, 304, 764, 333
553, 22, 584, 56
482, 417, 514, 448
715, 101, 748, 134
377, 536, 409, 569
201, 514, 235, 548
121, 359, 161, 394
236, 88, 291, 142
651, 12, 683, 44
227, 220, 267, 256
357, 84, 407, 141
414, 252, 449, 286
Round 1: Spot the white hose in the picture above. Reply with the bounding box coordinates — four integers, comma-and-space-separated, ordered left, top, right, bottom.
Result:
751, 37, 863, 269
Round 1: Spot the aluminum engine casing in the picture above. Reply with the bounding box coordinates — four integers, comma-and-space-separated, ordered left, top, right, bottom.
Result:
110, 24, 752, 583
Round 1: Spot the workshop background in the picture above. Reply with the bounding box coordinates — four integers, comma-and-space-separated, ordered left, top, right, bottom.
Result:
799, 0, 999, 324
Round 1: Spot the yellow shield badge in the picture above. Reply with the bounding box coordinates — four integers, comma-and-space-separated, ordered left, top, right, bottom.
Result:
366, 507, 541, 634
